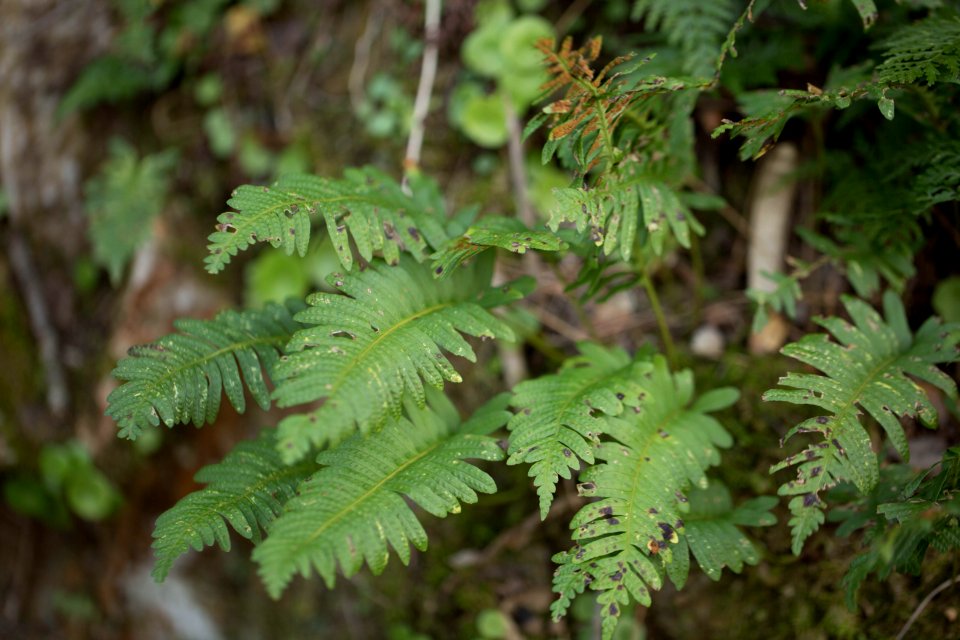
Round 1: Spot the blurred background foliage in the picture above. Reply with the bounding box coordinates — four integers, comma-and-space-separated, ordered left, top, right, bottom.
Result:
0, 0, 958, 638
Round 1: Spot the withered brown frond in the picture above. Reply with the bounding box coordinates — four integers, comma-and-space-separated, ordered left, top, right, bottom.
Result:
532, 37, 655, 172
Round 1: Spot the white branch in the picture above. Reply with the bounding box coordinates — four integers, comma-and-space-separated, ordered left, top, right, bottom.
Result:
403, 0, 441, 185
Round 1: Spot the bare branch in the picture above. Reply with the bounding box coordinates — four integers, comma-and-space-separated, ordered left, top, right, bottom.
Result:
403, 0, 442, 186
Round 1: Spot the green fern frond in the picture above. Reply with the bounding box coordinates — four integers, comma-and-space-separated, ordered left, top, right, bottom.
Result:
508, 343, 654, 519
836, 446, 960, 607
876, 16, 960, 86
271, 256, 531, 462
84, 138, 177, 283
431, 217, 565, 280
549, 169, 703, 261
151, 428, 316, 581
798, 228, 916, 298
747, 270, 803, 334
766, 291, 960, 554
712, 87, 862, 160
913, 140, 960, 210
666, 483, 777, 589
252, 396, 509, 598
632, 0, 740, 76
107, 301, 303, 440
205, 167, 448, 274
551, 356, 738, 637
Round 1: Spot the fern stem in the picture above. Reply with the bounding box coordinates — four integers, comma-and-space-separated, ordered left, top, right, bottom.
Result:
641, 272, 677, 368
689, 234, 705, 325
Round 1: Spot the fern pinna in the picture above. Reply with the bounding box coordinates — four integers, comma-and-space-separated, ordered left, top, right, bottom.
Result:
107, 301, 302, 439
509, 347, 775, 637
254, 394, 509, 597
152, 428, 316, 581
205, 166, 448, 274
766, 292, 960, 554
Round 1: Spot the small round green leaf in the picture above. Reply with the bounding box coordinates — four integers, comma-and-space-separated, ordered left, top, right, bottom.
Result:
460, 92, 509, 148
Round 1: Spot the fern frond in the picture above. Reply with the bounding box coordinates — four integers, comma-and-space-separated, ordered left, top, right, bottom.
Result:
151, 428, 316, 581
533, 37, 689, 172
876, 16, 960, 86
508, 343, 654, 519
272, 256, 531, 462
666, 483, 776, 589
205, 167, 448, 274
549, 167, 703, 261
747, 270, 803, 334
633, 0, 740, 76
252, 396, 509, 597
431, 217, 565, 280
551, 356, 738, 637
107, 301, 303, 440
839, 447, 960, 607
798, 228, 916, 298
84, 138, 177, 283
766, 291, 960, 554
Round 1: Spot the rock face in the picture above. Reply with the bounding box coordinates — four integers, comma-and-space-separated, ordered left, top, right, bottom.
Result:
0, 0, 113, 421
0, 0, 112, 250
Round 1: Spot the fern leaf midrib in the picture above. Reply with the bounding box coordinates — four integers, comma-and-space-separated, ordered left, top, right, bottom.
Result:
132, 332, 291, 411
295, 439, 445, 552
537, 364, 632, 442
229, 191, 393, 230
794, 347, 903, 449
624, 404, 684, 544
323, 301, 458, 399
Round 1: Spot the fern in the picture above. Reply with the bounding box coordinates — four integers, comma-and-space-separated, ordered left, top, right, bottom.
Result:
747, 270, 803, 334
550, 356, 740, 637
271, 256, 531, 461
430, 217, 565, 280
151, 428, 316, 581
834, 447, 960, 608
876, 15, 960, 86
107, 301, 303, 440
252, 395, 509, 597
529, 38, 688, 172
549, 166, 703, 262
84, 139, 177, 283
507, 343, 654, 519
205, 167, 448, 274
632, 0, 741, 76
797, 228, 916, 298
666, 483, 777, 589
766, 291, 960, 554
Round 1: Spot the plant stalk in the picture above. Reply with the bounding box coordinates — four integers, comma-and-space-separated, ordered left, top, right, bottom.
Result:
641, 271, 677, 368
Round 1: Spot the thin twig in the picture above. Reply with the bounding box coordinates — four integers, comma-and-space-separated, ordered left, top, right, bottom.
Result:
348, 1, 383, 111
504, 97, 534, 228
896, 575, 960, 640
531, 305, 592, 343
402, 0, 441, 190
7, 231, 69, 418
686, 175, 751, 238
556, 0, 593, 37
